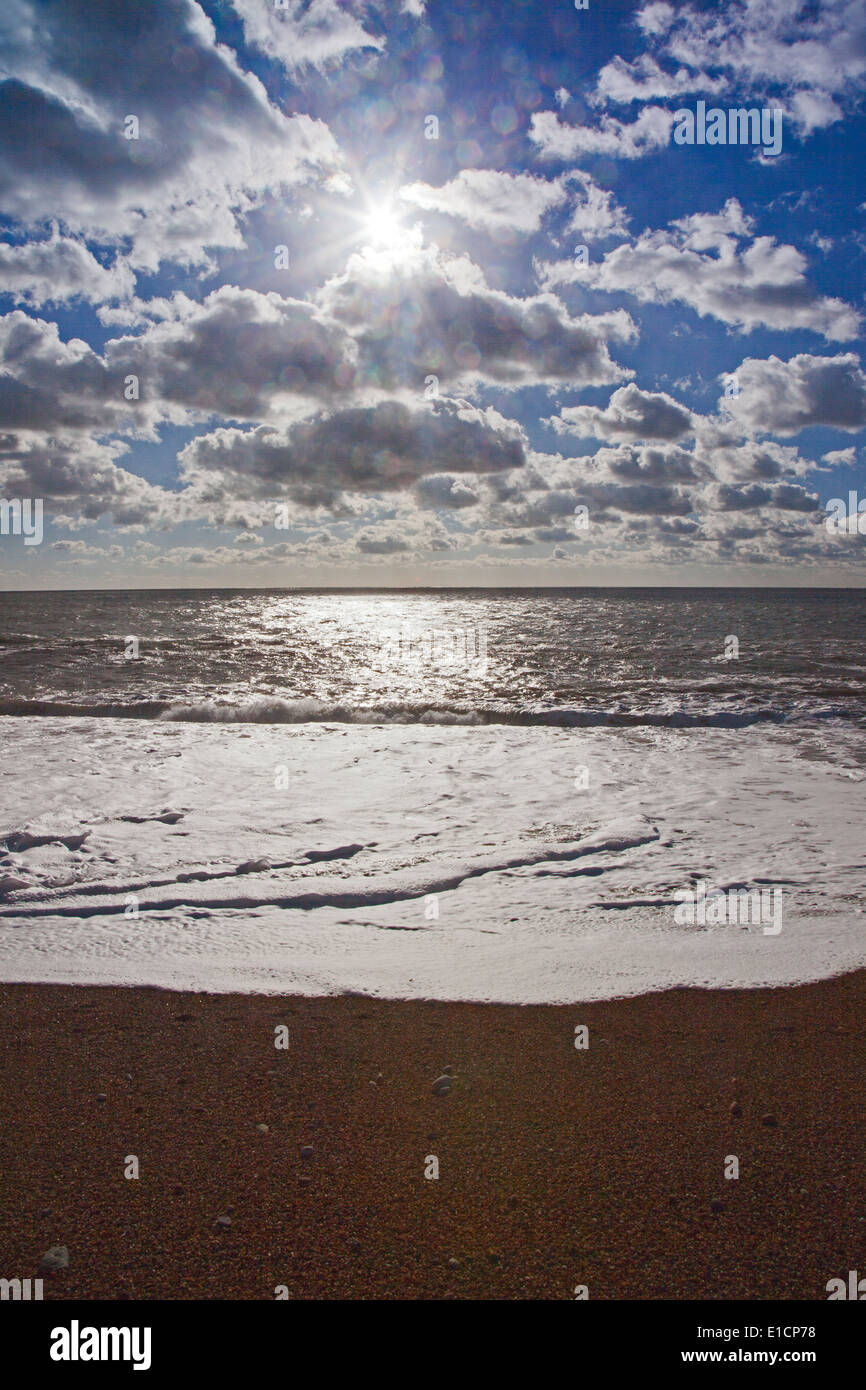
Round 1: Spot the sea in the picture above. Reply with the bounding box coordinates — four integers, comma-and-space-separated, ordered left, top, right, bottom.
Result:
0, 587, 864, 1001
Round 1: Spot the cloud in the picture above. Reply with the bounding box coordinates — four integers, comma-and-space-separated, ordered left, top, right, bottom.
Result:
625, 0, 865, 139
415, 474, 482, 508
399, 168, 628, 241
230, 0, 385, 73
0, 312, 136, 433
636, 4, 676, 38
720, 352, 866, 435
177, 396, 528, 516
317, 242, 636, 391
355, 529, 411, 554
0, 431, 172, 526
529, 106, 675, 160
565, 172, 630, 240
549, 384, 695, 443
0, 0, 342, 272
0, 229, 134, 307
592, 54, 725, 105
106, 286, 357, 421
709, 480, 821, 513
538, 200, 860, 341
399, 169, 568, 235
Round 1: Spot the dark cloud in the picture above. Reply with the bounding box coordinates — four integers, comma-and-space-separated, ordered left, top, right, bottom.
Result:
178, 397, 528, 514
318, 244, 635, 391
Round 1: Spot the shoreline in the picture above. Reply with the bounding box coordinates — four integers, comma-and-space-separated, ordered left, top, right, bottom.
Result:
1, 971, 864, 1300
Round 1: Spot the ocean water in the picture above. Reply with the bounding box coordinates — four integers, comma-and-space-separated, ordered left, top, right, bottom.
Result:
2, 586, 866, 726
0, 588, 864, 1000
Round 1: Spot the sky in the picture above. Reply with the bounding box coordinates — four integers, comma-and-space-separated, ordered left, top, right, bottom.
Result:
0, 0, 865, 589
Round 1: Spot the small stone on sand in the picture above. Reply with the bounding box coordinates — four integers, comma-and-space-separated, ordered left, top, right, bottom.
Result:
432, 1075, 452, 1097
237, 859, 270, 874
39, 1245, 69, 1274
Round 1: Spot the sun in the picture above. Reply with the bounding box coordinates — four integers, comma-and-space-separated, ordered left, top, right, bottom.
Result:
362, 202, 408, 249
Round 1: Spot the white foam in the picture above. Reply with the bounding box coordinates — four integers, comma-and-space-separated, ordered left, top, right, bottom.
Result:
0, 715, 863, 1001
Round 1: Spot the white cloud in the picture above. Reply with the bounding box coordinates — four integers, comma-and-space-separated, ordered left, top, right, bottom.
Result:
0, 0, 343, 272
0, 229, 134, 307
529, 105, 675, 160
538, 200, 860, 341
230, 0, 385, 73
624, 0, 866, 140
399, 169, 568, 235
317, 241, 636, 391
549, 384, 696, 443
176, 397, 529, 517
720, 352, 866, 435
593, 55, 725, 105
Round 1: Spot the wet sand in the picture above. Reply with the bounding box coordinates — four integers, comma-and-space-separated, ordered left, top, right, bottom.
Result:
0, 973, 863, 1299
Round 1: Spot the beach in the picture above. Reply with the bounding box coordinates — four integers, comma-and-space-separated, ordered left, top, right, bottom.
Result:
1, 972, 863, 1300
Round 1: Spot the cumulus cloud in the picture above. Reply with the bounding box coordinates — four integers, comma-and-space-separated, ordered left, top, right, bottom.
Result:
317, 242, 636, 391
709, 480, 821, 513
230, 0, 385, 73
549, 384, 695, 443
177, 397, 528, 516
0, 230, 134, 307
0, 0, 342, 272
399, 168, 628, 241
0, 431, 172, 526
399, 169, 568, 235
0, 312, 137, 433
620, 0, 864, 139
529, 106, 675, 160
415, 474, 481, 508
106, 286, 358, 421
565, 172, 630, 240
592, 54, 725, 105
538, 200, 860, 341
720, 352, 866, 435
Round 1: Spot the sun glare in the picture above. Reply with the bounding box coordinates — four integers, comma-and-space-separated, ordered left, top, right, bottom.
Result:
362, 203, 407, 248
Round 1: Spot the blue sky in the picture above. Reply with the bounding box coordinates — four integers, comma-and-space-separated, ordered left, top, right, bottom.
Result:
1, 0, 865, 587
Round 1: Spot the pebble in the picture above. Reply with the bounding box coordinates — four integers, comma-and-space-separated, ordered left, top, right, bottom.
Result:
96, 1093, 107, 1103
39, 1246, 69, 1274
730, 1102, 742, 1117
256, 1123, 269, 1134
761, 1113, 778, 1127
432, 1075, 452, 1097
237, 859, 270, 874
215, 1215, 232, 1229
447, 1257, 461, 1269
300, 1145, 314, 1160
